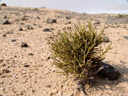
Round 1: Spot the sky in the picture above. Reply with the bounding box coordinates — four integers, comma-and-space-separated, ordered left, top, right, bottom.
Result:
1, 0, 128, 14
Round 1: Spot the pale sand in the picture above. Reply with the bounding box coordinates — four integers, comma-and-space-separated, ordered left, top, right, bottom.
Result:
0, 6, 128, 96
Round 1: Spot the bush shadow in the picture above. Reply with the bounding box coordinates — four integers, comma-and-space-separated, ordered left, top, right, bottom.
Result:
89, 62, 128, 92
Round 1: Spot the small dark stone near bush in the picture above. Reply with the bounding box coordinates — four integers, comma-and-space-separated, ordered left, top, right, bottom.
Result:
47, 18, 57, 24
123, 36, 128, 40
24, 65, 30, 67
21, 42, 29, 48
93, 21, 100, 25
103, 36, 109, 42
98, 62, 121, 80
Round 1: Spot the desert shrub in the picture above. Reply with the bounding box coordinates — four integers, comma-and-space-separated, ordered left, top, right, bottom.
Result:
117, 14, 127, 18
49, 21, 111, 81
0, 3, 7, 6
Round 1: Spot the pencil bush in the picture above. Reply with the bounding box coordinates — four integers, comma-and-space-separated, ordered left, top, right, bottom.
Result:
49, 21, 111, 81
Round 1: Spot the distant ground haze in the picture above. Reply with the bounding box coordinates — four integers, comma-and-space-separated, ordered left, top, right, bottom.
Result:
1, 0, 128, 14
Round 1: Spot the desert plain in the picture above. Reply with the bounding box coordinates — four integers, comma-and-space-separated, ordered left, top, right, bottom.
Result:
0, 6, 128, 96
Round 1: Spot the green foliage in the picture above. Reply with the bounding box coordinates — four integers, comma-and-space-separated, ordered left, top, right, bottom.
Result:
0, 3, 7, 6
50, 21, 111, 81
117, 14, 127, 18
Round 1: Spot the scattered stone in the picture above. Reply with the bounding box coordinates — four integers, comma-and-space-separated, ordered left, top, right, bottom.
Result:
0, 59, 4, 63
120, 61, 125, 64
0, 20, 11, 25
103, 36, 109, 42
21, 42, 29, 48
24, 65, 30, 67
37, 16, 40, 19
3, 31, 13, 37
65, 16, 70, 19
38, 26, 42, 28
43, 28, 51, 32
98, 62, 121, 80
46, 85, 51, 88
11, 39, 16, 42
65, 21, 71, 24
25, 25, 34, 30
47, 56, 51, 59
93, 21, 100, 25
18, 27, 23, 31
20, 23, 24, 25
28, 53, 34, 56
47, 18, 57, 24
123, 36, 128, 40
3, 15, 7, 19
21, 16, 28, 21
2, 69, 11, 74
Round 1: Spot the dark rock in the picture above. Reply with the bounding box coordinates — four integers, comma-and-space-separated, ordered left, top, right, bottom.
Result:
65, 21, 71, 24
37, 16, 40, 19
0, 59, 4, 63
98, 62, 121, 80
47, 56, 51, 59
3, 15, 8, 19
38, 26, 42, 28
103, 36, 109, 42
25, 25, 34, 30
47, 18, 57, 24
20, 23, 24, 25
2, 69, 10, 74
3, 31, 13, 37
11, 39, 16, 42
46, 85, 51, 88
28, 53, 34, 56
123, 36, 128, 40
21, 16, 28, 21
65, 16, 70, 19
93, 21, 100, 25
0, 20, 11, 25
24, 65, 30, 67
21, 42, 29, 48
43, 28, 51, 32
18, 27, 23, 31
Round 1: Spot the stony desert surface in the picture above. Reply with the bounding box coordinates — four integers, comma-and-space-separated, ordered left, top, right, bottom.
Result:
0, 6, 128, 96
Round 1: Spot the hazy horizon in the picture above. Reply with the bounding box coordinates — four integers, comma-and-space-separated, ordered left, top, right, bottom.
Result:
1, 0, 128, 14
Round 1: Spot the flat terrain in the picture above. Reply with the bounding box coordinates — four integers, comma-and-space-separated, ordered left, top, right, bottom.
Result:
0, 6, 128, 96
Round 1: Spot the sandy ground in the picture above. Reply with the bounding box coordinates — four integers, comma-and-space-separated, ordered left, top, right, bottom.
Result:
0, 6, 128, 96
